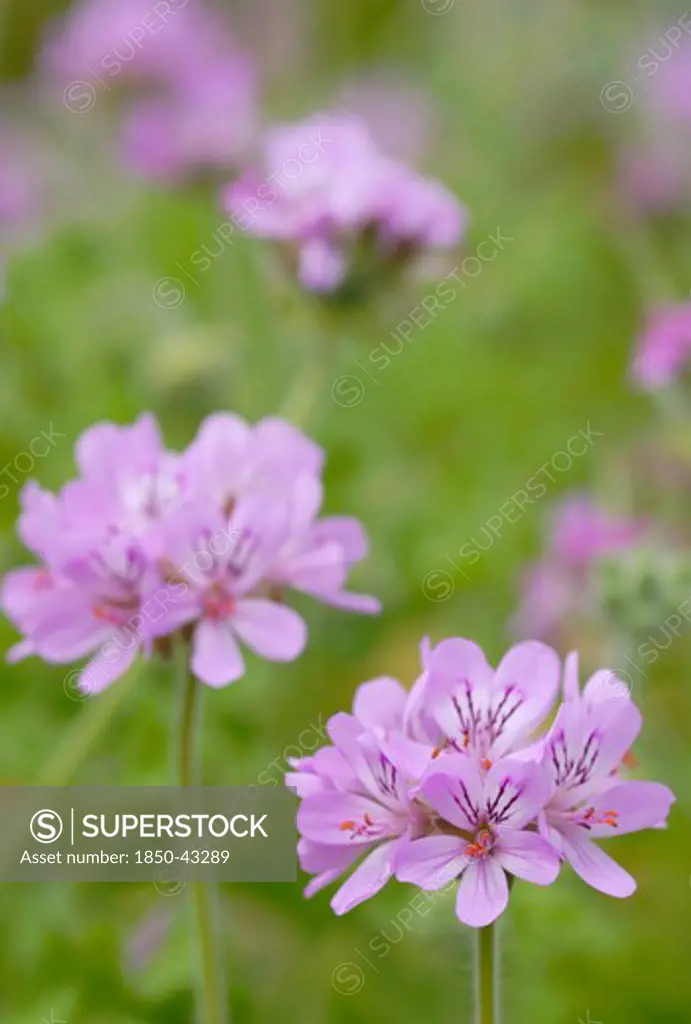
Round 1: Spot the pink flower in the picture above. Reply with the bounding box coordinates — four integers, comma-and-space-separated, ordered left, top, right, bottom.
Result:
632, 302, 691, 391
124, 58, 255, 181
334, 70, 438, 164
539, 653, 675, 897
422, 638, 560, 761
1, 413, 379, 693
223, 113, 466, 298
42, 0, 258, 181
43, 0, 224, 86
290, 639, 674, 927
296, 713, 422, 914
512, 494, 647, 641
396, 755, 560, 927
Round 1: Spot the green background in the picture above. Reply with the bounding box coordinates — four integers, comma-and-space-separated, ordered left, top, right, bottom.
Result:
1, 1, 689, 1021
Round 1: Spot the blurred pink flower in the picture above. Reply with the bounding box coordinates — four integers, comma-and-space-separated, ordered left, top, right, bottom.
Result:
43, 0, 223, 85
42, 0, 258, 181
224, 112, 466, 297
647, 50, 691, 128
335, 71, 439, 163
512, 494, 647, 640
632, 302, 691, 390
124, 58, 256, 181
1, 413, 379, 693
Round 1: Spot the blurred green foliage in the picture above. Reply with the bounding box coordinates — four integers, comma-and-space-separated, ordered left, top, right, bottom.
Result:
1, 1, 691, 1022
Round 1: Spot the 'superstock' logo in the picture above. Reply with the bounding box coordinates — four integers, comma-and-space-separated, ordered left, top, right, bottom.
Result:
30, 809, 63, 844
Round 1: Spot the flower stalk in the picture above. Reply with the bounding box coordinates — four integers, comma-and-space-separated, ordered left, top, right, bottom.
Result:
475, 923, 499, 1024
176, 641, 228, 1024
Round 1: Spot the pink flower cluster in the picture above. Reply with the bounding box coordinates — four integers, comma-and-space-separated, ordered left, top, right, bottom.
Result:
43, 0, 256, 181
289, 638, 673, 927
42, 4, 465, 283
0, 414, 378, 694
512, 494, 647, 642
224, 113, 467, 297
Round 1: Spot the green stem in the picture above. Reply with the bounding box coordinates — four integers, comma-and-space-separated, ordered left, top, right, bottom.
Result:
475, 923, 499, 1024
176, 645, 228, 1024
278, 350, 326, 427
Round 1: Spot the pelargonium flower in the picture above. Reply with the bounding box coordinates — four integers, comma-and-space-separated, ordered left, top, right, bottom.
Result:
511, 493, 647, 643
289, 638, 674, 927
124, 58, 255, 182
223, 113, 466, 300
421, 637, 560, 762
539, 652, 674, 897
43, 0, 257, 181
395, 755, 560, 927
43, 0, 223, 86
335, 71, 438, 164
1, 412, 379, 693
631, 302, 691, 391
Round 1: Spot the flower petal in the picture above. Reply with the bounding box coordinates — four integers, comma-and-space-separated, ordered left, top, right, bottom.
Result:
455, 858, 509, 928
562, 650, 580, 701
310, 589, 381, 614
191, 619, 245, 687
353, 676, 407, 732
421, 754, 484, 831
331, 840, 396, 914
394, 835, 467, 890
489, 641, 560, 756
78, 637, 139, 695
424, 638, 493, 750
298, 838, 360, 896
484, 758, 553, 829
495, 830, 561, 885
561, 828, 636, 897
232, 599, 307, 661
311, 516, 369, 563
297, 792, 402, 846
587, 781, 675, 838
